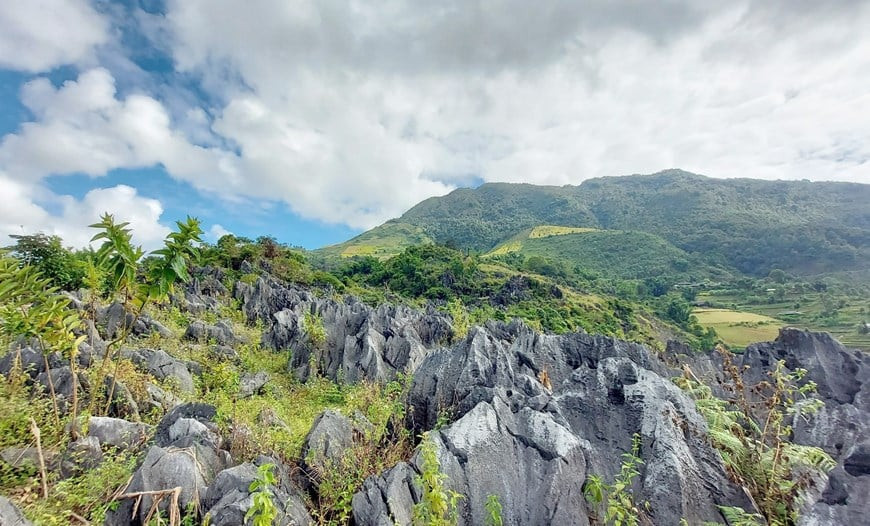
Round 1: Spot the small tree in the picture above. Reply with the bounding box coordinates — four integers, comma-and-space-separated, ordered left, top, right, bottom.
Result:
88, 214, 203, 415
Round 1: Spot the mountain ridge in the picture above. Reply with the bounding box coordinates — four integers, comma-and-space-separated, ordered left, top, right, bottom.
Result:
320, 169, 870, 277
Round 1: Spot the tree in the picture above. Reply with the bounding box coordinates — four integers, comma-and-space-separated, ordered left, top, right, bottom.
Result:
7, 233, 85, 290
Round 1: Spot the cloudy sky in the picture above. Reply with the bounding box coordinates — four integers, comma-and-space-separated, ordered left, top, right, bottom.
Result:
0, 0, 868, 249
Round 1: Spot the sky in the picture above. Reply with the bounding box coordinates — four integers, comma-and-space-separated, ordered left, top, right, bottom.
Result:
0, 1, 868, 250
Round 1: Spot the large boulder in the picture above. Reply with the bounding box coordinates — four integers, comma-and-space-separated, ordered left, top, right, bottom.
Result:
235, 277, 452, 383
87, 417, 151, 449
299, 410, 357, 484
202, 460, 312, 526
740, 328, 870, 524
122, 348, 196, 393
60, 437, 103, 479
184, 320, 239, 347
355, 321, 755, 525
104, 404, 231, 526
239, 371, 269, 398
0, 496, 32, 526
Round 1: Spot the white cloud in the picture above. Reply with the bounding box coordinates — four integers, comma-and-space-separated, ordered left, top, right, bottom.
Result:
0, 0, 109, 72
208, 223, 232, 241
1, 0, 869, 241
0, 173, 169, 249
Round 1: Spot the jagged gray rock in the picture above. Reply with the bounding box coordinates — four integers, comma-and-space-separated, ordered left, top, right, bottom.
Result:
355, 320, 755, 525
299, 410, 356, 483
60, 437, 103, 479
104, 404, 232, 526
739, 328, 870, 525
202, 461, 312, 526
87, 417, 151, 449
0, 496, 32, 526
235, 276, 452, 383
184, 320, 239, 346
122, 348, 196, 393
239, 371, 269, 398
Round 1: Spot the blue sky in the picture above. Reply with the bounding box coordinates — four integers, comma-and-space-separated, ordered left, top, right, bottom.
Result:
0, 1, 868, 250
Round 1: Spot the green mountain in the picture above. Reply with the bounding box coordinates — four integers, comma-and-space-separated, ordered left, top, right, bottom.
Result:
322, 170, 870, 277
487, 226, 731, 282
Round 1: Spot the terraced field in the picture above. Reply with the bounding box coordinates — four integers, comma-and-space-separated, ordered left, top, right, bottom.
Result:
694, 308, 783, 349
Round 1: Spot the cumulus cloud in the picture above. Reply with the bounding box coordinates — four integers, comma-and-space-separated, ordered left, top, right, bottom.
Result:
1, 0, 869, 241
208, 223, 233, 241
0, 173, 169, 249
0, 0, 109, 72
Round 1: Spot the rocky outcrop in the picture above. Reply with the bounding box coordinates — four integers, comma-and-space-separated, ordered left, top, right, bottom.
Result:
355, 320, 755, 525
202, 458, 311, 526
740, 328, 870, 525
104, 404, 231, 526
88, 417, 151, 449
184, 320, 239, 347
235, 277, 452, 383
122, 348, 197, 393
0, 496, 32, 526
239, 371, 269, 398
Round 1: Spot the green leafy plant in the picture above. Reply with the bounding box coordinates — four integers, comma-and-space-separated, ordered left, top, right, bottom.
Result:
87, 214, 203, 415
413, 433, 463, 526
0, 253, 86, 431
245, 463, 278, 526
675, 348, 835, 526
485, 494, 503, 526
583, 433, 646, 526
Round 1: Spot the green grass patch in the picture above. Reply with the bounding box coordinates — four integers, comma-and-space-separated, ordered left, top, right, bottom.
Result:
694, 308, 782, 349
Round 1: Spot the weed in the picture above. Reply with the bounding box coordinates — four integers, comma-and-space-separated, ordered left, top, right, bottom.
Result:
245, 463, 278, 526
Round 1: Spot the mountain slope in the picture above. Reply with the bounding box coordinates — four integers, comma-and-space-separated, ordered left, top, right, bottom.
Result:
487, 226, 731, 281
324, 170, 870, 277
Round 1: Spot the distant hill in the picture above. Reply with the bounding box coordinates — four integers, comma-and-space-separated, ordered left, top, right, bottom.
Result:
487, 226, 731, 282
321, 170, 870, 277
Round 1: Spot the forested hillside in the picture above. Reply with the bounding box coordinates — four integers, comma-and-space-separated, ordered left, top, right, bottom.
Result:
330, 170, 870, 277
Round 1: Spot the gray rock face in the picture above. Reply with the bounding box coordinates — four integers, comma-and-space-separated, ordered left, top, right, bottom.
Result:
239, 371, 269, 398
1, 447, 57, 471
300, 410, 356, 483
122, 348, 196, 393
87, 417, 151, 449
355, 321, 754, 526
202, 461, 312, 526
104, 403, 232, 526
98, 302, 171, 339
740, 328, 870, 525
184, 320, 239, 346
60, 437, 103, 479
235, 277, 452, 383
0, 496, 32, 526
0, 347, 57, 379
211, 345, 240, 363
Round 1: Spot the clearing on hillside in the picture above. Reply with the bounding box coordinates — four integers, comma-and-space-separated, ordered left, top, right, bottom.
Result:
694, 308, 783, 349
528, 225, 599, 238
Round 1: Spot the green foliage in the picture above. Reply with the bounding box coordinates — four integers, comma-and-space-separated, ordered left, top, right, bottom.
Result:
583, 434, 646, 526
26, 450, 136, 525
0, 253, 86, 426
386, 171, 869, 277
245, 463, 278, 526
6, 233, 86, 290
310, 375, 412, 525
446, 298, 469, 341
89, 214, 145, 299
675, 351, 835, 525
484, 494, 503, 526
144, 216, 203, 301
413, 433, 463, 526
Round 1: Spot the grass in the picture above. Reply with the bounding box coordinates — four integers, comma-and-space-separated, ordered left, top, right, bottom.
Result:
693, 308, 782, 349
528, 225, 599, 238
316, 221, 434, 260
698, 289, 870, 350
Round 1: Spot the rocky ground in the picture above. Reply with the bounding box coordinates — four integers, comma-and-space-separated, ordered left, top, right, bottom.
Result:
0, 269, 867, 525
